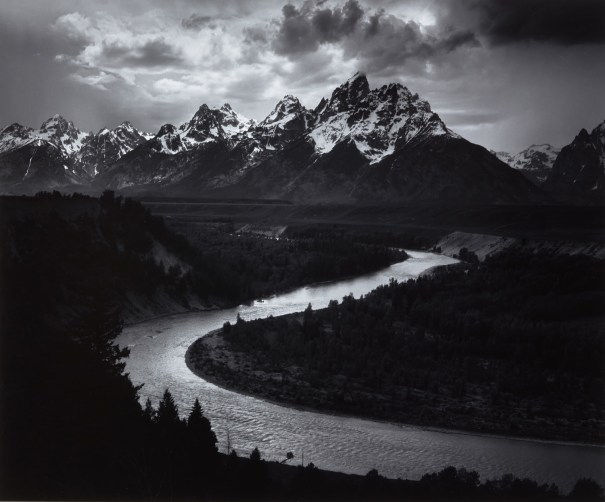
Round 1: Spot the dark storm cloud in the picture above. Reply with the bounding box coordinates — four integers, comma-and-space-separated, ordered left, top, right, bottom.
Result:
273, 3, 320, 54
243, 25, 269, 44
272, 0, 478, 69
182, 13, 216, 30
451, 0, 605, 46
439, 30, 477, 52
101, 38, 186, 68
312, 0, 364, 42
272, 0, 367, 54
345, 11, 478, 75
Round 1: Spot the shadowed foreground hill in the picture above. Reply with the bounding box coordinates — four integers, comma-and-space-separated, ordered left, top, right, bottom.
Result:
0, 193, 406, 322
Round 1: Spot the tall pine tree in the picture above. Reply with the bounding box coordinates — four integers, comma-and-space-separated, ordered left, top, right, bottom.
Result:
157, 390, 180, 427
187, 398, 217, 456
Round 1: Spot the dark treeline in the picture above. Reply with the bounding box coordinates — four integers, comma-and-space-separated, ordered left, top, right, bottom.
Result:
196, 249, 605, 443
2, 191, 204, 323
1, 192, 406, 317
169, 221, 407, 301
283, 223, 437, 251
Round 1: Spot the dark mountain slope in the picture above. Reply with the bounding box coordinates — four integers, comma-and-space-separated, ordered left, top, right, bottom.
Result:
545, 121, 605, 203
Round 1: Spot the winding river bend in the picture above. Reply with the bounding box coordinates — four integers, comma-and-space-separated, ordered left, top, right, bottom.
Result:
118, 251, 604, 492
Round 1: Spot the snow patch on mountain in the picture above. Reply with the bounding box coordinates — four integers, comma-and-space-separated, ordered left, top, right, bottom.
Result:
494, 144, 560, 183
309, 78, 451, 164
1, 72, 545, 202
0, 114, 153, 181
218, 103, 254, 137
0, 124, 35, 154
37, 115, 92, 156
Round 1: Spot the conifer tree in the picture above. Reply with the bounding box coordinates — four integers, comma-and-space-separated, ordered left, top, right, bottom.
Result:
250, 447, 261, 463
187, 398, 217, 455
157, 390, 180, 427
143, 398, 156, 423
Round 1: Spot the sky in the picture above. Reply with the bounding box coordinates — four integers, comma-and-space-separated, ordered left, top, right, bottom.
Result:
0, 0, 603, 152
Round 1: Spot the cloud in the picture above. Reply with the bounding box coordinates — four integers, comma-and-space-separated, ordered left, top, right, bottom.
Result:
52, 10, 220, 83
101, 37, 186, 68
272, 3, 320, 54
273, 1, 366, 54
2, 0, 603, 153
243, 25, 269, 45
71, 70, 120, 91
181, 13, 216, 30
443, 0, 605, 46
311, 0, 364, 42
53, 12, 95, 45
270, 0, 479, 74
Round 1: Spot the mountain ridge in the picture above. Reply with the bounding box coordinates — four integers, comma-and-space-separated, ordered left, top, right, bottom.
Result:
544, 120, 605, 202
492, 143, 560, 185
0, 74, 554, 204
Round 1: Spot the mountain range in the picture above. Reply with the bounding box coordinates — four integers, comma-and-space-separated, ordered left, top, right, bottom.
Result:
0, 73, 602, 204
493, 121, 605, 204
492, 144, 560, 185
0, 116, 152, 192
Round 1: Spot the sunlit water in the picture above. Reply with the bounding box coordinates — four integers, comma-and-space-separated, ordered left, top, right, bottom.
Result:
118, 251, 605, 492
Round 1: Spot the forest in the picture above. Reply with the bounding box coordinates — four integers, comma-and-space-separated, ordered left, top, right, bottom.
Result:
0, 191, 406, 320
190, 249, 605, 443
0, 193, 603, 500
167, 218, 408, 302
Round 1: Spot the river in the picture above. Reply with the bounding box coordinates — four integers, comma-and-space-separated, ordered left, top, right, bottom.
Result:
118, 250, 605, 492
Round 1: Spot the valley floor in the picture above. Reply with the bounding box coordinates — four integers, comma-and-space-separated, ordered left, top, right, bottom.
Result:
142, 200, 605, 245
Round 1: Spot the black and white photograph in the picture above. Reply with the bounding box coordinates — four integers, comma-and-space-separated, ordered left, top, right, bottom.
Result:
0, 0, 604, 500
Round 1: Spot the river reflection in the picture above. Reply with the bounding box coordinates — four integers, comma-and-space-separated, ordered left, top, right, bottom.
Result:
118, 251, 604, 492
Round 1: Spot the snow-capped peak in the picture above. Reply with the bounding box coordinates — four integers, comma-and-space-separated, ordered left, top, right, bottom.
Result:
148, 123, 187, 155
217, 103, 254, 136
36, 115, 90, 156
260, 95, 306, 127
494, 143, 560, 184
69, 120, 152, 177
157, 123, 177, 137
116, 121, 135, 132
1, 122, 31, 135
319, 72, 370, 119
309, 76, 449, 164
346, 71, 366, 84
0, 123, 36, 154
153, 102, 256, 153
40, 113, 68, 127
179, 105, 226, 147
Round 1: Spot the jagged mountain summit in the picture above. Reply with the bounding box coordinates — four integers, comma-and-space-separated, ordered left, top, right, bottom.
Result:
544, 120, 605, 202
74, 121, 152, 177
219, 73, 541, 203
96, 73, 542, 203
493, 144, 560, 185
0, 116, 151, 192
1, 73, 545, 203
0, 115, 89, 158
310, 72, 453, 164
